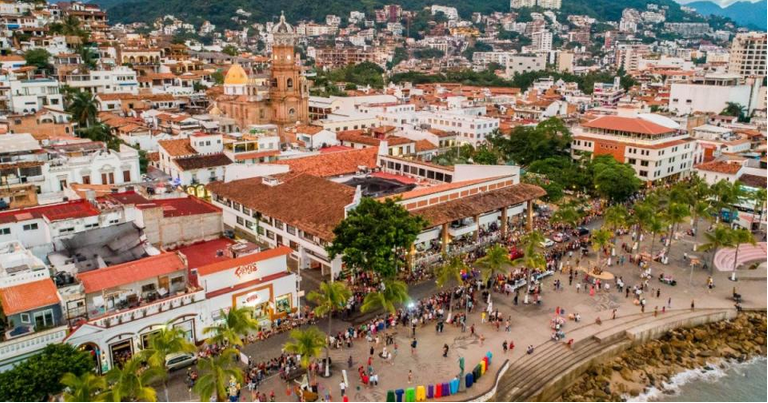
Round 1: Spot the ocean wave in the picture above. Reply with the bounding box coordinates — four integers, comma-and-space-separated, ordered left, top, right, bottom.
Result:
624, 355, 767, 402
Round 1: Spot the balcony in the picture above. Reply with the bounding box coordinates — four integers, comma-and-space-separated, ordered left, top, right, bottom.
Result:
0, 326, 68, 365
89, 288, 205, 328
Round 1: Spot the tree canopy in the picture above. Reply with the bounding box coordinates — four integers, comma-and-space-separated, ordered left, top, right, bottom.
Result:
327, 197, 426, 279
590, 155, 642, 202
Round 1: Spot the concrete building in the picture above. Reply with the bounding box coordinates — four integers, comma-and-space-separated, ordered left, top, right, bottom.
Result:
571, 114, 700, 184
63, 66, 139, 95
505, 54, 547, 77
728, 32, 767, 78
531, 30, 553, 52
669, 74, 759, 116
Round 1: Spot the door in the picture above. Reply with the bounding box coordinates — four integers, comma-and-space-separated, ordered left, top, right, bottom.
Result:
158, 276, 170, 295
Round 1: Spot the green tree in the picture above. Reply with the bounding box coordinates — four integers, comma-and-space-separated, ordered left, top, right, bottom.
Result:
193, 348, 243, 402
79, 124, 121, 151
141, 325, 196, 401
749, 188, 766, 234
361, 279, 409, 314
646, 215, 666, 258
24, 48, 53, 73
211, 70, 225, 85
434, 254, 467, 316
691, 200, 714, 249
61, 372, 108, 402
551, 205, 582, 228
221, 45, 239, 56
591, 156, 641, 202
203, 306, 258, 347
327, 198, 426, 279
105, 356, 162, 402
477, 245, 513, 301
0, 344, 95, 402
307, 281, 351, 372
664, 202, 690, 256
720, 102, 746, 121
511, 231, 546, 286
283, 326, 327, 372
603, 205, 628, 238
68, 90, 99, 127
590, 228, 613, 268
699, 224, 736, 271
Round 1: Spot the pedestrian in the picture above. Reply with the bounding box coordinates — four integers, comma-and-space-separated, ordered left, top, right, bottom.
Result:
339, 381, 346, 397
668, 297, 672, 308
690, 299, 695, 311
408, 370, 413, 384
470, 324, 475, 335
410, 338, 417, 355
509, 340, 515, 352
656, 288, 660, 298
370, 345, 374, 357
442, 343, 449, 358
654, 306, 658, 317
502, 341, 508, 354
612, 309, 617, 320
479, 334, 485, 347
481, 312, 486, 324
348, 355, 353, 368
576, 283, 581, 293
505, 320, 511, 332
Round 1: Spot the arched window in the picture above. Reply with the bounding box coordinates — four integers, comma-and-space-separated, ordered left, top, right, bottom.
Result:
287, 78, 293, 88
289, 108, 295, 116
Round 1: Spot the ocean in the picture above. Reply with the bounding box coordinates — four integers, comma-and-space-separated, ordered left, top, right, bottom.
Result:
628, 356, 767, 402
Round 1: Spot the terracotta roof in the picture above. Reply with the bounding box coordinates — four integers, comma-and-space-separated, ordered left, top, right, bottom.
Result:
739, 174, 767, 189
583, 116, 675, 136
158, 138, 196, 157
415, 139, 438, 152
233, 150, 280, 161
412, 183, 546, 227
0, 278, 60, 315
175, 238, 235, 268
292, 125, 325, 135
0, 199, 100, 225
270, 147, 378, 178
573, 135, 694, 150
78, 252, 187, 293
207, 174, 355, 240
197, 246, 293, 276
695, 161, 742, 175
174, 153, 232, 170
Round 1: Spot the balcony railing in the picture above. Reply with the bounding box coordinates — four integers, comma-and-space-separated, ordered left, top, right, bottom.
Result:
89, 288, 205, 328
0, 325, 68, 362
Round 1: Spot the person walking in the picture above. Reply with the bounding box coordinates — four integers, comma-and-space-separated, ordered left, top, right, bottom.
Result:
502, 341, 508, 354
410, 338, 418, 355
442, 344, 449, 358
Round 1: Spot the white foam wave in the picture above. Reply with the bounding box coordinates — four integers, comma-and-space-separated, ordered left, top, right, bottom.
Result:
624, 356, 767, 402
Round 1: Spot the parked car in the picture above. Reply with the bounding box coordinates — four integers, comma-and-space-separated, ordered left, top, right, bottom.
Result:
552, 232, 569, 243
165, 352, 197, 371
540, 238, 555, 248
577, 227, 590, 237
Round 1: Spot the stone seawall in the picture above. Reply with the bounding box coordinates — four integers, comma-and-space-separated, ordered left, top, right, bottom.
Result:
557, 311, 767, 401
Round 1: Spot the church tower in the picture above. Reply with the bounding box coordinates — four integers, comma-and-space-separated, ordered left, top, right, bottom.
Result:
269, 12, 309, 134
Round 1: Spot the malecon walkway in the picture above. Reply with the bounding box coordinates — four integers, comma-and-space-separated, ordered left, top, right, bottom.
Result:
714, 242, 767, 272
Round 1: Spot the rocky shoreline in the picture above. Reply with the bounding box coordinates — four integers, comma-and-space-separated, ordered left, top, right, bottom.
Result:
559, 311, 768, 402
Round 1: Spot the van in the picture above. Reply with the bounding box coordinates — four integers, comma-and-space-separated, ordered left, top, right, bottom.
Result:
165, 352, 197, 371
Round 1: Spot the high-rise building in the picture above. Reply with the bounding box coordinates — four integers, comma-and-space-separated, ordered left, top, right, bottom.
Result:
537, 0, 562, 9
510, 0, 537, 9
728, 32, 767, 78
532, 30, 553, 52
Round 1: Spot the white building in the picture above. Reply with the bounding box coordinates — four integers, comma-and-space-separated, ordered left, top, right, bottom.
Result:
728, 32, 767, 78
505, 54, 547, 77
6, 77, 64, 114
531, 30, 553, 52
668, 74, 758, 116
63, 66, 139, 95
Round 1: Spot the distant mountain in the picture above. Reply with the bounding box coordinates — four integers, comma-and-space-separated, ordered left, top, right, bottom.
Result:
685, 0, 767, 30
91, 0, 702, 30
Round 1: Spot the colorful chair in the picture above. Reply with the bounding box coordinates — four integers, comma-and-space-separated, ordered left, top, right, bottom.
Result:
465, 372, 474, 388
416, 386, 426, 402
405, 387, 415, 402
387, 390, 396, 402
486, 351, 493, 366
450, 378, 459, 394
442, 382, 450, 396
435, 383, 442, 398
395, 389, 404, 402
480, 360, 487, 374
427, 385, 434, 399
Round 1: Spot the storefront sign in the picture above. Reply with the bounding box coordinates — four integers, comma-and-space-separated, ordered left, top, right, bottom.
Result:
234, 262, 258, 278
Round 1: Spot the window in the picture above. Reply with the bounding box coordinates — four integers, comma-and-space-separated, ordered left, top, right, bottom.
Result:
34, 310, 55, 328
59, 227, 75, 234
639, 170, 648, 177
20, 313, 31, 324
141, 283, 157, 293
236, 216, 244, 225
1, 228, 10, 235
123, 170, 131, 182
82, 175, 91, 185
23, 223, 38, 231
171, 276, 185, 286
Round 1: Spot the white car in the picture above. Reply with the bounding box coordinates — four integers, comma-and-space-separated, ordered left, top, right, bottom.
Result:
540, 238, 555, 248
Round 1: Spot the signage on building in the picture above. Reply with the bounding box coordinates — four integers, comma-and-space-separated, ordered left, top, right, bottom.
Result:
235, 262, 258, 278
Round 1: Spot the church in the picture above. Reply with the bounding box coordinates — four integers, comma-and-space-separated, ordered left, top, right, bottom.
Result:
215, 13, 310, 139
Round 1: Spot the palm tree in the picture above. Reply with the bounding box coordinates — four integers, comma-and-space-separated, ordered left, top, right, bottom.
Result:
283, 327, 327, 375
699, 224, 736, 272
646, 215, 666, 258
141, 324, 196, 401
604, 204, 627, 250
68, 90, 99, 127
476, 244, 513, 302
61, 15, 84, 36
590, 228, 613, 268
750, 188, 767, 234
730, 228, 756, 278
434, 254, 467, 317
511, 231, 546, 287
307, 281, 351, 375
551, 205, 582, 228
360, 279, 409, 314
203, 306, 258, 347
665, 202, 690, 254
61, 372, 108, 402
691, 200, 714, 250
105, 356, 162, 402
193, 348, 244, 402
721, 102, 746, 120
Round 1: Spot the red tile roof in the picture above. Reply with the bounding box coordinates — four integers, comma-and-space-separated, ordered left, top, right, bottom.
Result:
0, 278, 60, 315
233, 150, 280, 161
583, 116, 675, 136
147, 197, 221, 217
158, 138, 196, 157
0, 199, 100, 225
78, 253, 187, 293
175, 238, 235, 268
695, 161, 742, 175
197, 246, 293, 276
271, 147, 378, 178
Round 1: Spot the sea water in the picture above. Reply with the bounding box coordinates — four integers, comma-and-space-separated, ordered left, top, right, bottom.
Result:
626, 356, 767, 402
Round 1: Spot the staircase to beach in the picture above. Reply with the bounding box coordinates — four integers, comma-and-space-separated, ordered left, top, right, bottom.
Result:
491, 308, 735, 402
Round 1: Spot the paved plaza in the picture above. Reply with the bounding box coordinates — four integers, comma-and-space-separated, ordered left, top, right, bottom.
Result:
164, 218, 767, 402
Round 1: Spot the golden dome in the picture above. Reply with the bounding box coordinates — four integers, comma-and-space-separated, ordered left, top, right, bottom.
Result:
224, 63, 248, 85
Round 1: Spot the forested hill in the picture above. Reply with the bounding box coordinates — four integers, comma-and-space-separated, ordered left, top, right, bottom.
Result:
685, 1, 767, 30
93, 0, 701, 29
